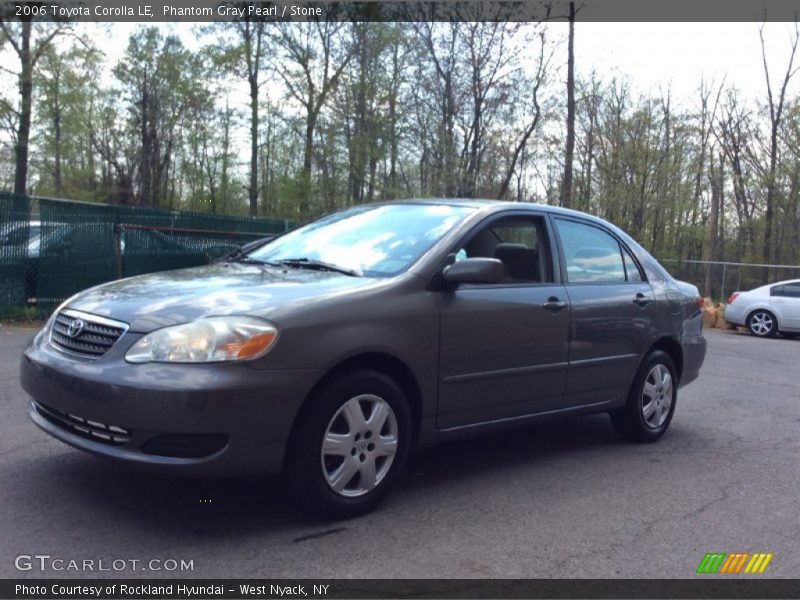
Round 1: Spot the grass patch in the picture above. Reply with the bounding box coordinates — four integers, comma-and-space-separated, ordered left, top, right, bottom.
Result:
0, 306, 45, 327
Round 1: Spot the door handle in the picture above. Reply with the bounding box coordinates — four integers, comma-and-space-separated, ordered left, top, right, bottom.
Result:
543, 297, 568, 312
633, 293, 652, 307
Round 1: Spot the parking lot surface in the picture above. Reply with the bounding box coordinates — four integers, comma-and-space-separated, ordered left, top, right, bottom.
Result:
0, 326, 797, 578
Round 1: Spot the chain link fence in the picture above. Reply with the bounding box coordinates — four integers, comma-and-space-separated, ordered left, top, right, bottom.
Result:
0, 193, 31, 315
0, 193, 293, 317
662, 259, 800, 302
6, 192, 797, 318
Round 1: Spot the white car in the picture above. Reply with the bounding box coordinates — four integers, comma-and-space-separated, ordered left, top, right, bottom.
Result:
724, 279, 800, 338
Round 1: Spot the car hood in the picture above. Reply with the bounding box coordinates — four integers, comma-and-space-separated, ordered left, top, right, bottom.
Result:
66, 262, 385, 332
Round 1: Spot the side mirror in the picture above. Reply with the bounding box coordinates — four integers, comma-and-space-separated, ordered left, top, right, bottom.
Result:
443, 257, 504, 285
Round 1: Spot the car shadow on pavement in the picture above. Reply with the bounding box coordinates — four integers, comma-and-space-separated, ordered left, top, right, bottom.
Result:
404, 414, 625, 489
13, 413, 692, 535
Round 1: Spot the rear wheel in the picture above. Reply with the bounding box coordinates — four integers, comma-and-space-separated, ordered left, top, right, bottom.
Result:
286, 370, 411, 519
747, 310, 777, 337
611, 350, 677, 443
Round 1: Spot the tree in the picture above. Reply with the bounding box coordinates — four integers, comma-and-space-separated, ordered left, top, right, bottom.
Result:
114, 27, 209, 207
559, 0, 576, 208
496, 28, 551, 200
694, 79, 725, 293
414, 22, 460, 196
715, 88, 758, 260
34, 43, 103, 197
338, 23, 395, 204
0, 21, 69, 194
758, 21, 799, 268
275, 22, 354, 213
413, 22, 548, 199
206, 21, 267, 217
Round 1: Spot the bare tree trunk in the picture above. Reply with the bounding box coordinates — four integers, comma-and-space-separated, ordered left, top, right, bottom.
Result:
559, 1, 576, 208
13, 22, 33, 195
302, 108, 316, 213
52, 67, 62, 194
249, 73, 259, 217
387, 41, 400, 199
243, 22, 265, 218
703, 151, 722, 297
759, 22, 799, 276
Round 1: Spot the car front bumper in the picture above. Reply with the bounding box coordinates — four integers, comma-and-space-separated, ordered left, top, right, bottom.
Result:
20, 334, 322, 477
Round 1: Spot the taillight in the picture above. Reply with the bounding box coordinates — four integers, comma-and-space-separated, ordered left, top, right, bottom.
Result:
727, 292, 739, 305
696, 296, 704, 310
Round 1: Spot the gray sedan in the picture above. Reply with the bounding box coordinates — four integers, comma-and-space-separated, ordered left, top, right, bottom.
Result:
20, 200, 706, 517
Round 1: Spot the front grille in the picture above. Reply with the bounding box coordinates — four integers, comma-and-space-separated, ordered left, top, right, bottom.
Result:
50, 309, 128, 358
33, 401, 131, 446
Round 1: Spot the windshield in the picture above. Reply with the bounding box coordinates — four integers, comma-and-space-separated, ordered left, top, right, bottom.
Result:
247, 203, 473, 277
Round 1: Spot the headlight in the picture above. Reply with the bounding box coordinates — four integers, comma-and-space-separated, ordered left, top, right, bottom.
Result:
125, 316, 278, 363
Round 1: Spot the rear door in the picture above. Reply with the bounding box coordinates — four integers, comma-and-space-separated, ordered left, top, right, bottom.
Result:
771, 282, 800, 330
552, 217, 654, 409
437, 213, 570, 429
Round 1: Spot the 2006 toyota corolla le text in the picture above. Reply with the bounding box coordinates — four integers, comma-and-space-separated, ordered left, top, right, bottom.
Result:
21, 200, 706, 517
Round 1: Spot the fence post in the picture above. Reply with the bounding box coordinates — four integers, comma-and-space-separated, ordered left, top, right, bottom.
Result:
720, 263, 727, 302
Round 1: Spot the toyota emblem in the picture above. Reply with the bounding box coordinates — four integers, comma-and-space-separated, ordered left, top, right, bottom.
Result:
67, 318, 86, 339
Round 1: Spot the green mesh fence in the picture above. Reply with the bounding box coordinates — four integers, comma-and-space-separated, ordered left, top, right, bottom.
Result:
0, 193, 31, 317
0, 193, 291, 316
661, 259, 800, 302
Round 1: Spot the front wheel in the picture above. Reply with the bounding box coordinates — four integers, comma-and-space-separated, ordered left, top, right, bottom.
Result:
611, 350, 677, 443
286, 370, 412, 519
747, 310, 777, 337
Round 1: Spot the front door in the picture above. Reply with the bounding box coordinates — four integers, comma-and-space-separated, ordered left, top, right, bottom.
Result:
437, 215, 570, 429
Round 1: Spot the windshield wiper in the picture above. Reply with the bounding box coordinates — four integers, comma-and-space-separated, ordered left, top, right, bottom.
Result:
278, 258, 362, 277
229, 256, 282, 267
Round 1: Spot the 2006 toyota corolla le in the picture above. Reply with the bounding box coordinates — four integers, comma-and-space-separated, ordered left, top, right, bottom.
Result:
21, 200, 706, 517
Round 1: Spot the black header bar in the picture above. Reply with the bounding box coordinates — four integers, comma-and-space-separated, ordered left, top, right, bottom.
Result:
1, 0, 799, 23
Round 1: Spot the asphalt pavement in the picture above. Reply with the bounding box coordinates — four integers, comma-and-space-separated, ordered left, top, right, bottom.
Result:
0, 325, 798, 579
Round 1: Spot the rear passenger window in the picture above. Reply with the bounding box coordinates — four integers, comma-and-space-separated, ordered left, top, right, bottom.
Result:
555, 219, 626, 283
784, 283, 800, 298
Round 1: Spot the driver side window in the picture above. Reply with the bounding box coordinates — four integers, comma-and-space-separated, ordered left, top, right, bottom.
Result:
455, 217, 552, 284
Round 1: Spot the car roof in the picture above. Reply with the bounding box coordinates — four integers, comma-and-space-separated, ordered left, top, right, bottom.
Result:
758, 279, 800, 288
382, 198, 630, 232
382, 198, 607, 219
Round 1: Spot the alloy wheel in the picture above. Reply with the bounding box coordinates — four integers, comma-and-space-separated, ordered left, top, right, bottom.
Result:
641, 364, 673, 429
749, 312, 774, 336
320, 394, 399, 498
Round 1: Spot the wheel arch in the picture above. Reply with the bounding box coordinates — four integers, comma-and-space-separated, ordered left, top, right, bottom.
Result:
284, 351, 423, 469
646, 337, 684, 384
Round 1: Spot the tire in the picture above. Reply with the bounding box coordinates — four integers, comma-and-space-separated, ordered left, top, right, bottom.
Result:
610, 350, 677, 443
747, 309, 777, 338
286, 370, 412, 519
